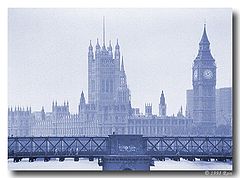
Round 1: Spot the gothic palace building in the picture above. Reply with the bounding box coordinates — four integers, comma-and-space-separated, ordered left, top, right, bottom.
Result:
8, 23, 232, 137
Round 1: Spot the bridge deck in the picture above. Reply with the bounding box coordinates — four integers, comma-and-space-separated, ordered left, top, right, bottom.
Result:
8, 136, 232, 160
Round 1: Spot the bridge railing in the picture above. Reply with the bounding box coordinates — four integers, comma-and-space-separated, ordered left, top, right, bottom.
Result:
8, 137, 109, 158
144, 136, 232, 158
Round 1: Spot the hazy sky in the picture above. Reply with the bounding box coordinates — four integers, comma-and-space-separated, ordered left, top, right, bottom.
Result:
8, 8, 232, 115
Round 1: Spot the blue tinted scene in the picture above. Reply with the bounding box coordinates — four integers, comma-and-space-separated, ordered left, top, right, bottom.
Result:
8, 9, 232, 171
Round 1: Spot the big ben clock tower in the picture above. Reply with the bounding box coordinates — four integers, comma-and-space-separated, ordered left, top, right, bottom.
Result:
192, 24, 216, 135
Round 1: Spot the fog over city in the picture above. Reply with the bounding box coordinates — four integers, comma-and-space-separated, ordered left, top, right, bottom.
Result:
8, 8, 232, 115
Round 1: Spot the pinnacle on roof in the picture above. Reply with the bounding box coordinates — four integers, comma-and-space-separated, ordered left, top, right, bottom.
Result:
81, 91, 84, 98
96, 38, 100, 49
115, 39, 120, 49
108, 40, 112, 51
89, 40, 93, 50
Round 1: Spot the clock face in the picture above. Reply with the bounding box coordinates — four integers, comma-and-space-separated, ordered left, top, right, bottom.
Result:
193, 70, 198, 80
203, 69, 213, 79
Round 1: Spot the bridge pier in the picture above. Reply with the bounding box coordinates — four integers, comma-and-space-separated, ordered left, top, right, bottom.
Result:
29, 158, 36, 162
217, 158, 226, 162
89, 157, 94, 161
59, 157, 65, 162
187, 157, 196, 161
200, 158, 211, 162
15, 158, 23, 162
74, 157, 79, 162
13, 158, 20, 163
100, 134, 155, 171
44, 157, 50, 162
100, 156, 153, 171
156, 157, 165, 161
171, 157, 180, 161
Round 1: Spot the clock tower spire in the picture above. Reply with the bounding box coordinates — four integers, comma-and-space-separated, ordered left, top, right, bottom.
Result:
192, 24, 216, 135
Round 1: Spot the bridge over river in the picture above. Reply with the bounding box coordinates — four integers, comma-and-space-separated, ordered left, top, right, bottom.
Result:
8, 135, 232, 171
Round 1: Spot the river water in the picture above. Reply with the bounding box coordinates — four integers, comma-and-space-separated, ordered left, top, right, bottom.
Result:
8, 158, 232, 171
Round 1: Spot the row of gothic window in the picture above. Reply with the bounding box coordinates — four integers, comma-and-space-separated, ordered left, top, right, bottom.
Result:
101, 80, 114, 93
91, 79, 114, 93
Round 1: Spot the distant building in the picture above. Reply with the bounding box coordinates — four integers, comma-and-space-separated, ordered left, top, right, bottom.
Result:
52, 101, 70, 118
216, 87, 232, 126
186, 89, 193, 118
8, 107, 31, 137
30, 109, 54, 136
186, 87, 232, 135
9, 21, 230, 137
128, 115, 193, 136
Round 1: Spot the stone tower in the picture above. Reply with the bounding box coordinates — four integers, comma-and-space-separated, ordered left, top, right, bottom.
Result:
145, 103, 152, 117
83, 17, 131, 136
192, 24, 216, 135
87, 17, 120, 110
159, 90, 166, 117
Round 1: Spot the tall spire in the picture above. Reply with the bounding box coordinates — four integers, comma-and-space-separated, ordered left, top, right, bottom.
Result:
103, 16, 106, 46
196, 23, 213, 60
199, 23, 210, 45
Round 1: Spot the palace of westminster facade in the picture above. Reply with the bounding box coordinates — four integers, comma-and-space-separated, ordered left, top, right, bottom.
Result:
8, 23, 232, 137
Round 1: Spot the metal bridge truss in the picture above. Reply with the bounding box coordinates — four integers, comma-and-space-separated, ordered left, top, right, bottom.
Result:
8, 137, 108, 162
145, 137, 232, 161
8, 136, 232, 162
